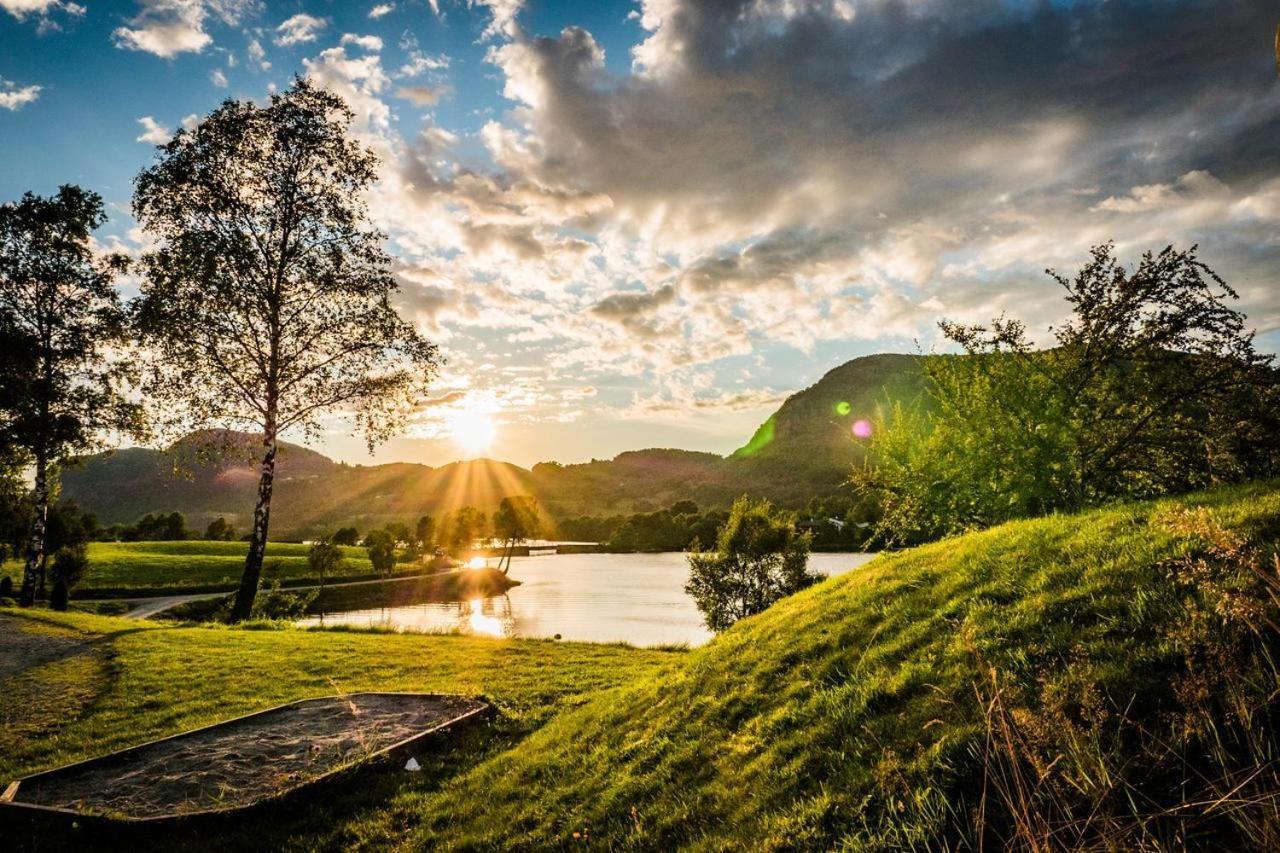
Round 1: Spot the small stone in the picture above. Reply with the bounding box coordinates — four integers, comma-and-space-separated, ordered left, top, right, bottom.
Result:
404, 757, 421, 772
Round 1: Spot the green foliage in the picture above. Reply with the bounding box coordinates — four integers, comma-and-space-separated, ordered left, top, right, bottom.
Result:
306, 540, 344, 586
414, 514, 435, 549
331, 526, 359, 546
365, 530, 396, 577
858, 244, 1280, 545
204, 517, 234, 541
114, 511, 189, 542
685, 495, 816, 631
50, 543, 89, 590
0, 184, 145, 605
132, 78, 441, 621
492, 496, 541, 543
441, 506, 487, 554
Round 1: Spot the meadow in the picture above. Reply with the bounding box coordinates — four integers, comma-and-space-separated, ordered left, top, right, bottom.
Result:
0, 540, 399, 595
4, 480, 1279, 849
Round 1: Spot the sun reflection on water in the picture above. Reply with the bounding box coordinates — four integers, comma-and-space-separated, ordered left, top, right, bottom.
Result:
464, 597, 508, 637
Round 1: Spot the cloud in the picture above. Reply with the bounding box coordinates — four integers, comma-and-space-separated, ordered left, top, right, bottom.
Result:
210, 68, 228, 87
274, 12, 326, 47
246, 37, 269, 70
113, 0, 255, 58
341, 33, 383, 52
397, 85, 446, 107
0, 0, 83, 32
368, 3, 393, 19
135, 115, 171, 144
0, 79, 41, 110
473, 0, 524, 40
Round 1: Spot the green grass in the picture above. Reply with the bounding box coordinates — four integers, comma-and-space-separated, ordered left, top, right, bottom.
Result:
0, 540, 405, 594
4, 481, 1280, 850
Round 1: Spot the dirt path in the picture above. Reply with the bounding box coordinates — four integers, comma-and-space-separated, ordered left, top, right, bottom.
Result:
0, 613, 97, 679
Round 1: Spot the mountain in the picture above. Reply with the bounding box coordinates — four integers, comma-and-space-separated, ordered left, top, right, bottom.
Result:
60, 354, 927, 538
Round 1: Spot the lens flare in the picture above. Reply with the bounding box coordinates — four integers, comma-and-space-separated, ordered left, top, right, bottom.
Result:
852, 419, 873, 439
835, 401, 852, 416
466, 556, 487, 570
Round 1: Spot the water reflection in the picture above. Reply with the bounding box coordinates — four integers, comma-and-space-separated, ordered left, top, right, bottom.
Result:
301, 552, 876, 647
465, 596, 512, 638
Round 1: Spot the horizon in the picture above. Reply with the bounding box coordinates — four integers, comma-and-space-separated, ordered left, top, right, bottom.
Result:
3, 1, 1279, 469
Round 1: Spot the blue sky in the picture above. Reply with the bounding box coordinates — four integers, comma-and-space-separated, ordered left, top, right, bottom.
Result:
2, 0, 1278, 468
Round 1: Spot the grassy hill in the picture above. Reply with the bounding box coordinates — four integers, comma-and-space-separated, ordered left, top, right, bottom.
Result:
59, 354, 927, 537
5, 481, 1278, 849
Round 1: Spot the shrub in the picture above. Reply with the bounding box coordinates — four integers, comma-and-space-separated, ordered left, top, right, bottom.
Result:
49, 580, 68, 611
685, 495, 816, 631
51, 544, 89, 590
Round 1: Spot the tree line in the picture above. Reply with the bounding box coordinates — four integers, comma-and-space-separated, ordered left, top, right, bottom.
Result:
0, 79, 439, 618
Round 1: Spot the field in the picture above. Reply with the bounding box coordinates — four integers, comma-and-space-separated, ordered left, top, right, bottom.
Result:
0, 540, 398, 594
4, 480, 1280, 849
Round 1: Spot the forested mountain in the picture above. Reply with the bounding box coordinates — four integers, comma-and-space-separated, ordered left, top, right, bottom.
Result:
60, 354, 926, 538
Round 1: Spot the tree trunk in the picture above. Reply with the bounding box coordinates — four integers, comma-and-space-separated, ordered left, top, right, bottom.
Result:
230, 427, 277, 622
18, 452, 49, 607
502, 537, 514, 575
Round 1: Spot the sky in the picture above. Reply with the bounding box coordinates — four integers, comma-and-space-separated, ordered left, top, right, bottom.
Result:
2, 0, 1278, 469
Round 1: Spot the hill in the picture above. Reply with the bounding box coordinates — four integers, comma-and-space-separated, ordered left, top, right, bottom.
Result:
59, 354, 926, 537
5, 481, 1277, 850
399, 479, 1280, 848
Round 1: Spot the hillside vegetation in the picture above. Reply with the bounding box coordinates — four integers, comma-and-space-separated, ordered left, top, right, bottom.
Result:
403, 480, 1280, 849
58, 355, 925, 538
5, 481, 1279, 850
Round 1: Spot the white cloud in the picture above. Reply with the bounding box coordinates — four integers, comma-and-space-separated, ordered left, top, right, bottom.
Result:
210, 68, 228, 87
472, 0, 523, 40
0, 79, 41, 111
135, 115, 171, 144
397, 50, 449, 78
340, 33, 383, 52
368, 3, 393, 19
247, 37, 270, 71
0, 0, 83, 30
113, 0, 256, 58
274, 12, 326, 47
397, 85, 446, 107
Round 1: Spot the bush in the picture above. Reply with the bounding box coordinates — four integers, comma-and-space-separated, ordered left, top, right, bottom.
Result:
51, 544, 89, 590
685, 495, 816, 631
366, 530, 395, 577
50, 580, 68, 611
250, 579, 317, 620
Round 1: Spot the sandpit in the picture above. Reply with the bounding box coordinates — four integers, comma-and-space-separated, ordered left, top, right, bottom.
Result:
2, 693, 488, 821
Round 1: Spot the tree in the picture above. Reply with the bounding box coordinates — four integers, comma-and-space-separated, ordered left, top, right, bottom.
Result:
685, 496, 816, 632
331, 526, 359, 546
366, 529, 395, 577
857, 244, 1280, 544
492, 496, 540, 575
205, 517, 235, 541
0, 185, 144, 606
446, 506, 487, 555
132, 79, 440, 621
414, 514, 435, 550
307, 539, 344, 587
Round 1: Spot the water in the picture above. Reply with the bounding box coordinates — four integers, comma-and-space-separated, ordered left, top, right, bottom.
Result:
299, 552, 877, 647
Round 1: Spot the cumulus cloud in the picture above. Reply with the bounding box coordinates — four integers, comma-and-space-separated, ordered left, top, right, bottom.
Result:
135, 115, 171, 144
341, 33, 383, 52
210, 68, 228, 87
0, 79, 41, 110
246, 36, 269, 70
274, 12, 326, 47
368, 3, 393, 19
113, 0, 255, 58
0, 0, 83, 32
397, 85, 446, 107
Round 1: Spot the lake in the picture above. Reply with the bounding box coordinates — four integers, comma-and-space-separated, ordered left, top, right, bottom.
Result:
300, 551, 877, 647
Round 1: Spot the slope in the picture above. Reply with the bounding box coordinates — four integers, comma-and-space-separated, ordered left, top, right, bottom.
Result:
399, 480, 1280, 849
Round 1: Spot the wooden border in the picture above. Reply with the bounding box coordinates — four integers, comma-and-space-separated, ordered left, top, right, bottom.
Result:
0, 692, 491, 828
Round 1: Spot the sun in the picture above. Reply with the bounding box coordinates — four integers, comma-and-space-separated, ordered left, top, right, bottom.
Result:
448, 406, 497, 456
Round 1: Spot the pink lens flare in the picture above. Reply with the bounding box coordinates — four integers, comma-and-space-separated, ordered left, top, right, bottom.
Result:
852, 419, 873, 439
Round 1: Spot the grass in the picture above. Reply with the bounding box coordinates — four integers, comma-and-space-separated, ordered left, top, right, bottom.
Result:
4, 480, 1280, 850
0, 610, 682, 850
0, 540, 421, 594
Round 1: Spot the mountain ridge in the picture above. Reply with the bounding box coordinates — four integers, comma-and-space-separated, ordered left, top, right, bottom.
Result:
61, 353, 927, 537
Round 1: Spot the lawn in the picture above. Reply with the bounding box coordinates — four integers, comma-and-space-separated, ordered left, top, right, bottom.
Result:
0, 610, 683, 850
4, 480, 1280, 850
0, 540, 412, 595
